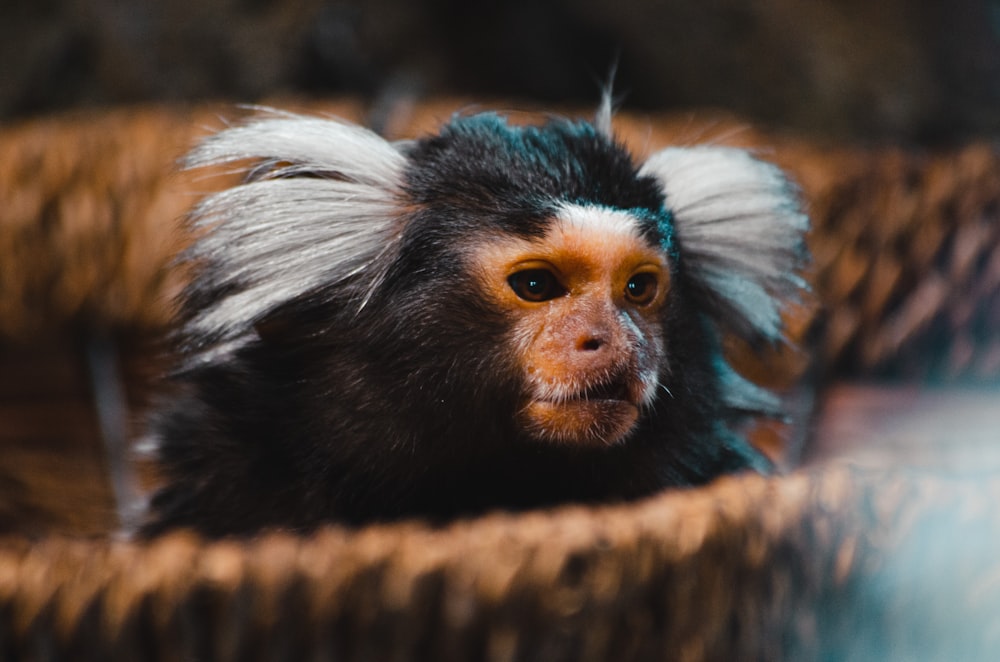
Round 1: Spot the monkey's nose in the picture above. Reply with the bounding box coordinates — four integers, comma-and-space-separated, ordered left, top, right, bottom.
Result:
576, 334, 605, 352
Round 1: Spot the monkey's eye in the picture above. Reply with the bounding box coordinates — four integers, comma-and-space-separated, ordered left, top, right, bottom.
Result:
508, 269, 565, 302
625, 272, 659, 305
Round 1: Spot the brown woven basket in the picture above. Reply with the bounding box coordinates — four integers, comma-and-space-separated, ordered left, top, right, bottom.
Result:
2, 467, 999, 661
1, 101, 999, 660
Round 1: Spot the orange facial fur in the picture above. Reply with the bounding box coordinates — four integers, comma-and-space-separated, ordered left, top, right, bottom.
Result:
473, 205, 671, 447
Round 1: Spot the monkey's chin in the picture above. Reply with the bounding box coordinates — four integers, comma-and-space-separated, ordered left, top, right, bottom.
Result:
521, 399, 639, 447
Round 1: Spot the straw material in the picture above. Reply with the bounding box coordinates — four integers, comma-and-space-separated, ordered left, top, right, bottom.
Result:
2, 465, 998, 661
796, 144, 1000, 380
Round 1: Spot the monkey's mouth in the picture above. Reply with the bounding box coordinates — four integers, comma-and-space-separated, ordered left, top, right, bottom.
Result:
521, 377, 642, 447
579, 379, 633, 402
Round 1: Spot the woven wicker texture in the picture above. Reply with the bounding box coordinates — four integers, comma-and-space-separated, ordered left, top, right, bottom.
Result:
797, 145, 1000, 380
1, 465, 998, 662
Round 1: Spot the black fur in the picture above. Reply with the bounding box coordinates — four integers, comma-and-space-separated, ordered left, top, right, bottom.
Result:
403, 114, 665, 238
143, 113, 772, 537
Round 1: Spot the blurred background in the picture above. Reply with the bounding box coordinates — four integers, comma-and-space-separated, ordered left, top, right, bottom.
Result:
3, 0, 1000, 143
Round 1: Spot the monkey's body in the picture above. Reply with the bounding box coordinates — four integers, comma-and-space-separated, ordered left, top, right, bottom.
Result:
143, 109, 806, 536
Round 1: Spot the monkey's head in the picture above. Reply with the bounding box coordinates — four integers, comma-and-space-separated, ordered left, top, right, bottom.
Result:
385, 114, 684, 450
150, 106, 808, 531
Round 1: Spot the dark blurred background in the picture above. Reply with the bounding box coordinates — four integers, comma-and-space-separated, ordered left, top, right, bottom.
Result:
3, 0, 1000, 143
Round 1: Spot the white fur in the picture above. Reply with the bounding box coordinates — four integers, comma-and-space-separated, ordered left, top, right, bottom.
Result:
182, 112, 407, 359
186, 110, 405, 189
557, 203, 643, 239
595, 88, 614, 138
639, 146, 807, 342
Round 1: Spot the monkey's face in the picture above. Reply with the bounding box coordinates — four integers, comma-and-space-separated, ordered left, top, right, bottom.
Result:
475, 204, 670, 447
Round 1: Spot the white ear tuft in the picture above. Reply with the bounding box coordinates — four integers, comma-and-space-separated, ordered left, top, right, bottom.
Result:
595, 89, 614, 138
181, 111, 408, 361
639, 146, 808, 343
186, 110, 405, 189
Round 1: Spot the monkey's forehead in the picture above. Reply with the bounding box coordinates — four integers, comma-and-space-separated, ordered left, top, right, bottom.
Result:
401, 113, 670, 228
470, 203, 672, 275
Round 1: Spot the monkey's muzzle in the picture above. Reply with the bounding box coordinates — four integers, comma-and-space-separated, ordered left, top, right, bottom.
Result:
521, 375, 644, 447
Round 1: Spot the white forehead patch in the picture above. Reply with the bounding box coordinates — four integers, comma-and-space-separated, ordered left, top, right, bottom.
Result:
555, 203, 645, 241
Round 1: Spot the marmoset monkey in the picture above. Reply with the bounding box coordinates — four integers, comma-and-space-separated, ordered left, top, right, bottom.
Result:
142, 105, 807, 536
